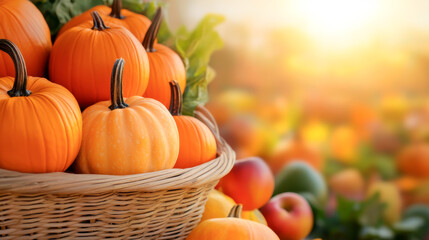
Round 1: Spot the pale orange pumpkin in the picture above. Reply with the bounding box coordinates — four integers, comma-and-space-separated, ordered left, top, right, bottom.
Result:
0, 39, 82, 173
0, 0, 52, 77
57, 0, 151, 42
74, 58, 179, 175
143, 8, 186, 108
169, 81, 217, 168
187, 205, 279, 240
50, 11, 149, 108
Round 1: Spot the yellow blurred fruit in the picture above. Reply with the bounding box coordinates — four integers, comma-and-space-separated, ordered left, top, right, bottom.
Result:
329, 168, 365, 200
299, 119, 330, 150
241, 209, 268, 226
201, 189, 268, 225
366, 182, 402, 225
329, 125, 359, 164
200, 189, 235, 222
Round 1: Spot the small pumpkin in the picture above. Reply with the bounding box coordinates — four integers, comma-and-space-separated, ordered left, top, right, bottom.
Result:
74, 58, 179, 175
0, 0, 52, 77
0, 39, 82, 173
57, 0, 151, 42
169, 81, 217, 168
50, 11, 149, 108
187, 205, 279, 240
143, 8, 186, 108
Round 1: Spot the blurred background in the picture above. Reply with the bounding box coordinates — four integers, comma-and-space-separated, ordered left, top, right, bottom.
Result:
164, 0, 429, 234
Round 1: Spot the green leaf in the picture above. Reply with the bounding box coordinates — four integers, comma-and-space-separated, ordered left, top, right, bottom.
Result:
174, 14, 225, 115
360, 226, 394, 240
392, 217, 424, 233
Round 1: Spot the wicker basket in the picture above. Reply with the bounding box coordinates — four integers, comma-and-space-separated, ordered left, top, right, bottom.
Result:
0, 106, 235, 240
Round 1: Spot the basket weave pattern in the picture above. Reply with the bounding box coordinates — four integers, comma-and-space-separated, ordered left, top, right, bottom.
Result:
0, 106, 235, 239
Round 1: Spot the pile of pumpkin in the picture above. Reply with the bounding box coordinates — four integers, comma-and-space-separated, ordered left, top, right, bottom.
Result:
0, 0, 219, 175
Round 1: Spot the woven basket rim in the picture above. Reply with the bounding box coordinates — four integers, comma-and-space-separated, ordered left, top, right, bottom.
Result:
0, 106, 235, 195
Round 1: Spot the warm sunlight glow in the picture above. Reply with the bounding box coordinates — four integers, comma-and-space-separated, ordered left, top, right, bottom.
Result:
293, 0, 381, 48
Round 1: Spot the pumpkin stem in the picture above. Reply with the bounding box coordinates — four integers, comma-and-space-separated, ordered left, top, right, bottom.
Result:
91, 11, 110, 31
109, 0, 125, 19
0, 39, 31, 97
142, 7, 162, 52
227, 204, 243, 218
169, 80, 183, 116
109, 58, 129, 110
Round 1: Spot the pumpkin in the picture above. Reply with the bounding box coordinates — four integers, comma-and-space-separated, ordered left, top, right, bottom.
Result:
49, 11, 149, 108
169, 81, 217, 168
143, 8, 186, 108
0, 39, 82, 173
0, 0, 51, 77
187, 205, 279, 240
74, 58, 179, 175
57, 0, 151, 42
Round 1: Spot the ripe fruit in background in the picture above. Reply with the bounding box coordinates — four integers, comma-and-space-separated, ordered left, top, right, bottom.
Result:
260, 193, 313, 240
142, 8, 186, 108
217, 157, 274, 211
74, 59, 179, 175
57, 0, 151, 42
201, 190, 235, 222
396, 142, 429, 178
201, 189, 267, 225
266, 135, 323, 175
329, 125, 359, 164
329, 168, 365, 200
366, 181, 402, 225
349, 102, 377, 140
369, 123, 401, 154
242, 209, 268, 226
187, 205, 279, 240
49, 11, 149, 108
274, 161, 328, 207
220, 116, 265, 159
0, 0, 51, 77
299, 119, 330, 150
169, 81, 217, 168
0, 39, 82, 173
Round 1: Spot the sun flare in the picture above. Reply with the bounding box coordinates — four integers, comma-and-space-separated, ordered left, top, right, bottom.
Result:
293, 0, 381, 47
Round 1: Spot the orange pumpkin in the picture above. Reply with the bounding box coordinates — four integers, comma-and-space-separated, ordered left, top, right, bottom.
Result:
74, 58, 179, 175
187, 205, 279, 240
170, 81, 217, 168
0, 39, 82, 173
57, 0, 151, 42
0, 0, 51, 77
143, 8, 186, 108
49, 11, 149, 108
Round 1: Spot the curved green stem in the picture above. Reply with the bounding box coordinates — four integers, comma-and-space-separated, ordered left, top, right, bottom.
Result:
109, 58, 129, 110
91, 11, 110, 31
227, 205, 243, 218
0, 39, 31, 97
109, 0, 125, 19
169, 80, 183, 116
142, 7, 163, 52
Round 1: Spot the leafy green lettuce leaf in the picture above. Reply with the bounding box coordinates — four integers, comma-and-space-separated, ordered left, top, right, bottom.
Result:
174, 14, 224, 115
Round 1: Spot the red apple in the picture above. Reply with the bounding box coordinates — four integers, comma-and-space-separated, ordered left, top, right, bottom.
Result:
217, 157, 274, 210
260, 193, 313, 240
